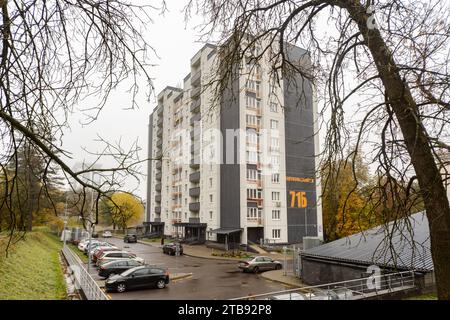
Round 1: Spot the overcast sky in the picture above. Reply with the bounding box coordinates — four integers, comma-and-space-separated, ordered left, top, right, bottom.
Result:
63, 2, 206, 199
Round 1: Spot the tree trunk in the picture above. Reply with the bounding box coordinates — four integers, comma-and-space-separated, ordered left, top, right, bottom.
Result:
334, 0, 450, 299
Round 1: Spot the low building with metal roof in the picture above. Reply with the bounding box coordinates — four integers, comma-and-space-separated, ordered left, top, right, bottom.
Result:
300, 211, 435, 289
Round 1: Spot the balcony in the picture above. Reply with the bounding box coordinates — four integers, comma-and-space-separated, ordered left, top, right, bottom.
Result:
247, 180, 263, 188
156, 128, 163, 137
155, 183, 162, 191
247, 198, 263, 207
155, 194, 161, 202
247, 217, 263, 226
189, 217, 200, 224
191, 70, 201, 86
155, 150, 162, 159
157, 106, 163, 115
190, 157, 200, 168
154, 217, 161, 222
190, 86, 201, 99
155, 161, 162, 169
190, 112, 201, 126
155, 206, 161, 214
189, 187, 200, 197
155, 172, 162, 180
190, 99, 201, 113
189, 202, 200, 212
191, 142, 201, 154
172, 218, 182, 224
157, 117, 163, 127
189, 171, 200, 183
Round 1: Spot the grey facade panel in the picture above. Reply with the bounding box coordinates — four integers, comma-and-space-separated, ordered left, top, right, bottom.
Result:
283, 47, 317, 243
220, 68, 241, 231
146, 114, 153, 222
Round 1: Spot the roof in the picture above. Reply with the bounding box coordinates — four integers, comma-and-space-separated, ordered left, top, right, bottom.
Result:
302, 211, 433, 272
210, 228, 243, 235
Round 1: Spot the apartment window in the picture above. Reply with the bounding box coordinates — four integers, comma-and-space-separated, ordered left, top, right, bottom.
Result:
209, 178, 213, 187
271, 137, 279, 151
271, 155, 280, 166
272, 229, 281, 239
247, 169, 258, 180
185, 212, 187, 219
270, 102, 278, 113
209, 194, 213, 203
209, 211, 213, 219
246, 80, 260, 92
270, 119, 279, 130
271, 173, 280, 183
272, 210, 281, 220
246, 114, 260, 126
247, 207, 261, 219
246, 151, 257, 163
272, 191, 280, 201
246, 129, 258, 144
246, 96, 261, 109
247, 188, 261, 199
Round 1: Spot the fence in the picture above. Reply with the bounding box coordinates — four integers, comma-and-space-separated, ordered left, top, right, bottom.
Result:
61, 246, 109, 300
231, 270, 416, 300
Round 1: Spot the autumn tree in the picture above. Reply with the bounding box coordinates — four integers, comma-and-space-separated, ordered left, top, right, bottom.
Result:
188, 0, 450, 299
0, 1, 164, 239
102, 192, 144, 231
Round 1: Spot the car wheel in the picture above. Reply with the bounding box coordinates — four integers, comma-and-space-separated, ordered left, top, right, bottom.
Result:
253, 267, 259, 274
116, 283, 126, 293
156, 279, 166, 289
275, 264, 282, 270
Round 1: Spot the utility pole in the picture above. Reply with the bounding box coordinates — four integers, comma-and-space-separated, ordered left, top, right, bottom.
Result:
63, 196, 68, 247
87, 171, 95, 274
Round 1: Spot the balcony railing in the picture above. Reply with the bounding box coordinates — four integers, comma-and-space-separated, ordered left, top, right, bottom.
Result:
189, 171, 200, 183
190, 99, 201, 113
191, 70, 201, 86
190, 86, 201, 99
155, 161, 162, 169
189, 202, 200, 212
189, 187, 200, 197
155, 183, 162, 191
247, 217, 263, 226
155, 206, 161, 214
155, 172, 162, 180
155, 195, 161, 202
156, 128, 163, 137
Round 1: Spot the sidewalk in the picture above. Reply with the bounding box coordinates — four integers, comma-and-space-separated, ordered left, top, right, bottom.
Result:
260, 270, 305, 288
183, 244, 294, 262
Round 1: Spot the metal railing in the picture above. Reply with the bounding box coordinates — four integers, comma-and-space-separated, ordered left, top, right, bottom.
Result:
62, 246, 109, 300
232, 270, 416, 300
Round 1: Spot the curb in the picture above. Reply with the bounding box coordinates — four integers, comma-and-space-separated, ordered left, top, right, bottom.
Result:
171, 273, 193, 281
260, 271, 303, 288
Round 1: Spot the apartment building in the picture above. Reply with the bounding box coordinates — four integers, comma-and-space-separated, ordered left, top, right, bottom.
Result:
145, 41, 323, 246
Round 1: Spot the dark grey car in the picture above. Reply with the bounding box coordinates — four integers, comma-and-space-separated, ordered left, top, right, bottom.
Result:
238, 256, 283, 273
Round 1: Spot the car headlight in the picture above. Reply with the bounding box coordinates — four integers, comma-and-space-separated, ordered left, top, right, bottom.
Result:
106, 279, 116, 284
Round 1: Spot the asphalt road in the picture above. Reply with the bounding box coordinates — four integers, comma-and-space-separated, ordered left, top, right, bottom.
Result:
87, 237, 293, 300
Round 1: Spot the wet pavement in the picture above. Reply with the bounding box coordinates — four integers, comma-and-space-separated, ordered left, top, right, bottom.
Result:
86, 238, 294, 300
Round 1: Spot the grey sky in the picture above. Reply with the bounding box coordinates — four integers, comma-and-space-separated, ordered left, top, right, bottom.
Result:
63, 2, 205, 199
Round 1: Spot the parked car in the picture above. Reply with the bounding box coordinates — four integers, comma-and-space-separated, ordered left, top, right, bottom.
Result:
162, 243, 183, 255
124, 234, 137, 243
102, 231, 112, 238
92, 246, 119, 262
84, 241, 112, 254
78, 239, 100, 252
238, 256, 283, 273
96, 250, 144, 266
105, 266, 169, 293
98, 259, 144, 279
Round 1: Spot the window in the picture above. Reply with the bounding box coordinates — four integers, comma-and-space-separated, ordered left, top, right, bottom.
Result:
209, 211, 213, 219
270, 102, 278, 113
271, 137, 279, 151
185, 212, 187, 219
272, 229, 281, 239
246, 129, 258, 144
271, 173, 280, 183
270, 119, 279, 130
209, 194, 213, 202
247, 169, 258, 180
272, 192, 280, 201
246, 96, 261, 109
272, 210, 281, 220
247, 188, 257, 199
246, 79, 260, 92
246, 114, 260, 127
247, 208, 262, 219
246, 151, 259, 163
133, 268, 150, 276
271, 155, 280, 166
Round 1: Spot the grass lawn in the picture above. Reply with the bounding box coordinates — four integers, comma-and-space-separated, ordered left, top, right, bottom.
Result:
404, 293, 438, 300
67, 243, 88, 263
0, 230, 67, 300
140, 237, 162, 244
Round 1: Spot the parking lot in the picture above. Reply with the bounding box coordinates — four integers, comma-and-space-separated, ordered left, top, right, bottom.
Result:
82, 237, 293, 300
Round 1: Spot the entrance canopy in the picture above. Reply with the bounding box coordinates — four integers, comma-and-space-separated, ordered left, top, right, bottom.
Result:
174, 222, 207, 228
143, 221, 164, 226
210, 228, 242, 235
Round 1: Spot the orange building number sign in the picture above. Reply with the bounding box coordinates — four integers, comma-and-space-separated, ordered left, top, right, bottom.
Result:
289, 191, 307, 208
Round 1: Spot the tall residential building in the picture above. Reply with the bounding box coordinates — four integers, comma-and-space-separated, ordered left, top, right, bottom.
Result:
144, 40, 322, 246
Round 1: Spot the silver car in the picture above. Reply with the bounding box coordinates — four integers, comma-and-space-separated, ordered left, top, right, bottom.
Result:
238, 256, 283, 273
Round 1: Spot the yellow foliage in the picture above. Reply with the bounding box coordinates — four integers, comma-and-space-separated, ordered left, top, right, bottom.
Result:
105, 192, 144, 230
